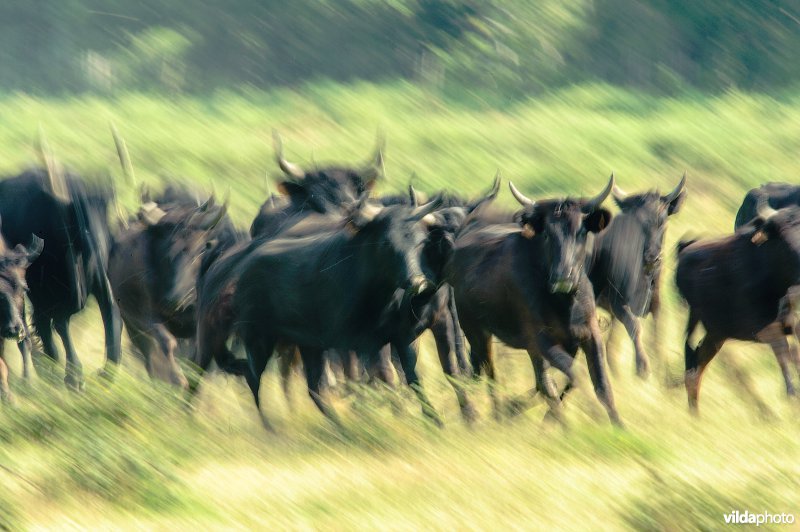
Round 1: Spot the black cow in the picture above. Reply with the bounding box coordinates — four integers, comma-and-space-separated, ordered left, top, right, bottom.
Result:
191, 133, 389, 394
0, 169, 121, 389
0, 222, 43, 402
676, 200, 800, 413
588, 175, 686, 378
108, 191, 232, 387
446, 176, 622, 425
233, 198, 441, 427
734, 182, 800, 229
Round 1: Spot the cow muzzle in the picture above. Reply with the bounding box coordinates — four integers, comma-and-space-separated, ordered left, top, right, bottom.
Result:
550, 279, 577, 294
406, 275, 435, 298
1, 323, 24, 342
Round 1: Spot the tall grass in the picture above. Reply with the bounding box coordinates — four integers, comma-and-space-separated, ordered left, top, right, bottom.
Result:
0, 83, 799, 528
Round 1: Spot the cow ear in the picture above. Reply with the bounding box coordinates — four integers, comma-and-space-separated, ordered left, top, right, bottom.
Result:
750, 217, 777, 245
13, 236, 43, 267
346, 196, 382, 233
665, 190, 687, 215
584, 208, 612, 233
515, 208, 544, 236
277, 181, 306, 199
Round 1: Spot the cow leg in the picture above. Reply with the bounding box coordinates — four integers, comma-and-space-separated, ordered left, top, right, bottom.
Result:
18, 317, 34, 381
150, 324, 188, 389
431, 317, 476, 423
685, 331, 724, 415
0, 341, 11, 404
448, 286, 471, 377
534, 334, 576, 423
463, 324, 500, 420
604, 316, 621, 377
53, 318, 84, 391
124, 322, 158, 378
611, 301, 649, 379
394, 341, 443, 427
33, 313, 58, 362
577, 316, 622, 426
757, 323, 796, 397
277, 344, 300, 410
242, 331, 275, 431
93, 275, 123, 380
365, 345, 395, 387
299, 347, 342, 427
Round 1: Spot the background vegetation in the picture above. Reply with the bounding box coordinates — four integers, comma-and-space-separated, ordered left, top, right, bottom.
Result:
0, 1, 799, 529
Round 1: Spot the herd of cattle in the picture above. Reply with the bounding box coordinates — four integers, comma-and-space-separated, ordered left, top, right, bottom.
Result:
0, 129, 799, 429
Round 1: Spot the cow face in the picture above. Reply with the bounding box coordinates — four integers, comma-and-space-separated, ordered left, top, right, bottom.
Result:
141, 199, 228, 314
416, 174, 501, 279
612, 174, 686, 273
273, 131, 383, 214
749, 205, 800, 261
346, 197, 443, 299
0, 237, 43, 340
510, 177, 614, 294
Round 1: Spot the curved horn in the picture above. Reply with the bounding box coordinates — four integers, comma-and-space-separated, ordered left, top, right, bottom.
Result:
360, 131, 385, 180
756, 193, 778, 220
611, 183, 627, 202
408, 184, 420, 207
272, 130, 305, 180
662, 171, 687, 204
110, 122, 136, 186
581, 173, 615, 213
466, 171, 502, 213
508, 181, 534, 207
409, 195, 443, 221
35, 126, 69, 202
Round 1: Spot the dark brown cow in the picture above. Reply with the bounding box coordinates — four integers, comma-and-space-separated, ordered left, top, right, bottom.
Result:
108, 194, 230, 387
0, 222, 42, 402
677, 200, 800, 412
446, 176, 622, 425
588, 175, 686, 378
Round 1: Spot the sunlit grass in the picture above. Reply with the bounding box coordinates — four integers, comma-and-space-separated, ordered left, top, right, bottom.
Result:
1, 82, 799, 528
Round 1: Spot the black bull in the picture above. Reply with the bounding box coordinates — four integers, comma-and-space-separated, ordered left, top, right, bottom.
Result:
677, 201, 800, 413
233, 200, 441, 427
0, 170, 122, 389
446, 176, 624, 425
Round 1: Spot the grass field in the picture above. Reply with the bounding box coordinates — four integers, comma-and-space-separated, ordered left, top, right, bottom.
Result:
1, 83, 799, 530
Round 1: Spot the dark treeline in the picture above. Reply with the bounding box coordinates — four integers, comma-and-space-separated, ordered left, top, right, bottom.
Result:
1, 0, 799, 95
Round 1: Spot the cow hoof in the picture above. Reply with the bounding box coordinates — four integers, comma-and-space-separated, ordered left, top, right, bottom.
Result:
96, 367, 117, 383
460, 402, 479, 425
1, 391, 15, 406
64, 374, 85, 392
635, 361, 650, 380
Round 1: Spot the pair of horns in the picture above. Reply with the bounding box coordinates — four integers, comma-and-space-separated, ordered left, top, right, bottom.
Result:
509, 173, 615, 213
272, 130, 385, 181
612, 172, 687, 203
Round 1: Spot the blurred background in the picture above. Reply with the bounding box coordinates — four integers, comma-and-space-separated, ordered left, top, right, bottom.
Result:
1, 1, 800, 529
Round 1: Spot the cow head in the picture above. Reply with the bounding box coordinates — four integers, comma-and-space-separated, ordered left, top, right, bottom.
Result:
611, 173, 687, 273
748, 199, 800, 260
0, 232, 43, 341
140, 197, 229, 314
510, 175, 614, 294
412, 173, 501, 279
345, 194, 443, 299
273, 130, 383, 213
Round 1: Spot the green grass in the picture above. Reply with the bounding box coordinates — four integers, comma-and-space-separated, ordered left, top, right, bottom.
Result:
1, 82, 799, 529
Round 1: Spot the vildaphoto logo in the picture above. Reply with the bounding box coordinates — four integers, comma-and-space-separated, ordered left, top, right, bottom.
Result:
723, 510, 795, 526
